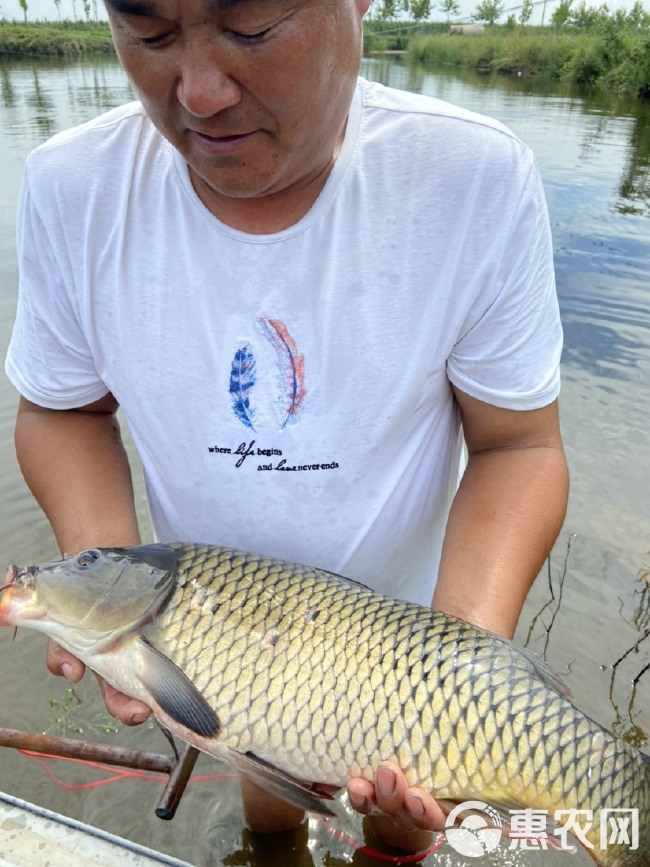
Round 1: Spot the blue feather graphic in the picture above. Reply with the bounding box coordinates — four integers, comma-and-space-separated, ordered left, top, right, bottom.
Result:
229, 345, 257, 430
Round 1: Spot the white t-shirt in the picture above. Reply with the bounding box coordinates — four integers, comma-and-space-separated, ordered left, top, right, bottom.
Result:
5, 79, 562, 606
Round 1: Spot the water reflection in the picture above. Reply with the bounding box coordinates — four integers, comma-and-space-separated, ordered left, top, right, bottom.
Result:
364, 57, 650, 217
618, 107, 650, 214
525, 536, 650, 750
0, 64, 16, 107
607, 568, 650, 749
1, 53, 648, 215
222, 825, 316, 867
25, 65, 57, 138
0, 57, 133, 145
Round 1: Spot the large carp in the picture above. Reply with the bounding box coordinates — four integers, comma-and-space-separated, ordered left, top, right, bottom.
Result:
1, 543, 648, 865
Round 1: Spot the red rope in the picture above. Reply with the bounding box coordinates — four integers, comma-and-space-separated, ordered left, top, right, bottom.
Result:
316, 815, 446, 862
18, 749, 446, 862
18, 749, 237, 789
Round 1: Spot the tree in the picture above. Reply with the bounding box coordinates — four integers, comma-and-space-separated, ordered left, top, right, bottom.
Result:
628, 0, 650, 26
411, 0, 431, 19
473, 0, 505, 24
54, 0, 62, 22
519, 0, 534, 25
379, 0, 399, 18
439, 0, 460, 22
18, 0, 28, 22
551, 0, 573, 28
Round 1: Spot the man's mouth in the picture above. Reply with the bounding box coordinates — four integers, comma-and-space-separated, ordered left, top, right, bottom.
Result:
192, 129, 255, 143
186, 128, 260, 156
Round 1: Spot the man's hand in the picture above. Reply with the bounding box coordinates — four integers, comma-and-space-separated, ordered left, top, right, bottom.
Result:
347, 762, 444, 852
50, 638, 440, 851
47, 640, 151, 726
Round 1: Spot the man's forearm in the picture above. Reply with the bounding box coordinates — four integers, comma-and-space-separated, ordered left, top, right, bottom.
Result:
433, 442, 569, 639
15, 396, 141, 554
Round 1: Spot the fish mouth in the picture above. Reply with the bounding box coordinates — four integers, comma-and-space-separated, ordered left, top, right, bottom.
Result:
0, 581, 18, 626
5, 563, 37, 586
0, 564, 41, 626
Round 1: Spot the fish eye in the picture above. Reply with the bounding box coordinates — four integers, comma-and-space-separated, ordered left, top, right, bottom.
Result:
76, 549, 101, 569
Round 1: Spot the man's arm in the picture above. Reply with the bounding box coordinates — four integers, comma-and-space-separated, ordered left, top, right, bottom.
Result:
433, 389, 569, 638
16, 394, 141, 552
15, 394, 151, 724
348, 390, 569, 847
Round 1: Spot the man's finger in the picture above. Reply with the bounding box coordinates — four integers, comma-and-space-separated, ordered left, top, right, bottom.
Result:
94, 673, 151, 726
404, 788, 448, 830
46, 639, 85, 681
349, 763, 449, 832
347, 777, 375, 814
374, 762, 408, 815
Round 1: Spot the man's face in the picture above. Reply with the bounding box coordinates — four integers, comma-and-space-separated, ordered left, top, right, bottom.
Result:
105, 0, 369, 212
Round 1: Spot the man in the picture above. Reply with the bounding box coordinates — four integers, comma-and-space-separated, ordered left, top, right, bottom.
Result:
5, 0, 569, 852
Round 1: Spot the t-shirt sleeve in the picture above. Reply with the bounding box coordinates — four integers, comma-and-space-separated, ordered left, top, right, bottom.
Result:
5, 164, 109, 409
446, 156, 562, 410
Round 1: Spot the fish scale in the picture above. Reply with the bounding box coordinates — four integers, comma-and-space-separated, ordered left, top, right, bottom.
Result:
2, 542, 649, 866
152, 543, 650, 864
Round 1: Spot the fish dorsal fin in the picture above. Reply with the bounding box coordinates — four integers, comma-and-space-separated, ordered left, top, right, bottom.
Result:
317, 567, 372, 591
223, 748, 337, 817
505, 639, 573, 701
438, 612, 574, 702
138, 637, 220, 738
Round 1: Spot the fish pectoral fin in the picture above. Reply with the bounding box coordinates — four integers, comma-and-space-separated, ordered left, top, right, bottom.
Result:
138, 637, 220, 738
224, 748, 337, 817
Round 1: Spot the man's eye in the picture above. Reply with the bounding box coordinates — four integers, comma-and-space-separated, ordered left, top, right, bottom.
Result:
135, 32, 174, 47
231, 28, 272, 44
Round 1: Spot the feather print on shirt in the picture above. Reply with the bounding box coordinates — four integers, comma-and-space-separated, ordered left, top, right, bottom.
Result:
259, 318, 307, 428
229, 345, 257, 431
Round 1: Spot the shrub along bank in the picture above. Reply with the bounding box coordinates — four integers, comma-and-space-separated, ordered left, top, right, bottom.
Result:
0, 21, 114, 56
0, 17, 648, 99
408, 4, 650, 101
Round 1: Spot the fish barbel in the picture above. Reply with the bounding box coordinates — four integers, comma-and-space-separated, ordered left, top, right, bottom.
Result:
1, 543, 648, 865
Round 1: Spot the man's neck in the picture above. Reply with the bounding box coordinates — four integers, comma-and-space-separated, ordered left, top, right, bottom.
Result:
188, 129, 345, 235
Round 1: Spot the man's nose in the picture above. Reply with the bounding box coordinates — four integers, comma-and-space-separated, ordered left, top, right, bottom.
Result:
176, 49, 241, 117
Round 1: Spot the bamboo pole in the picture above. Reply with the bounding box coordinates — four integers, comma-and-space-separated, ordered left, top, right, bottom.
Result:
155, 745, 200, 820
0, 727, 202, 819
0, 727, 174, 773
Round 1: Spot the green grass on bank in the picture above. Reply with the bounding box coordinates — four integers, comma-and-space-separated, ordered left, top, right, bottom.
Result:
1, 19, 649, 98
409, 29, 584, 74
408, 28, 650, 97
0, 21, 114, 56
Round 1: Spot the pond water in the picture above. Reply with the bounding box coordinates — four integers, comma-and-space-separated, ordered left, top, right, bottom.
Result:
0, 54, 648, 866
